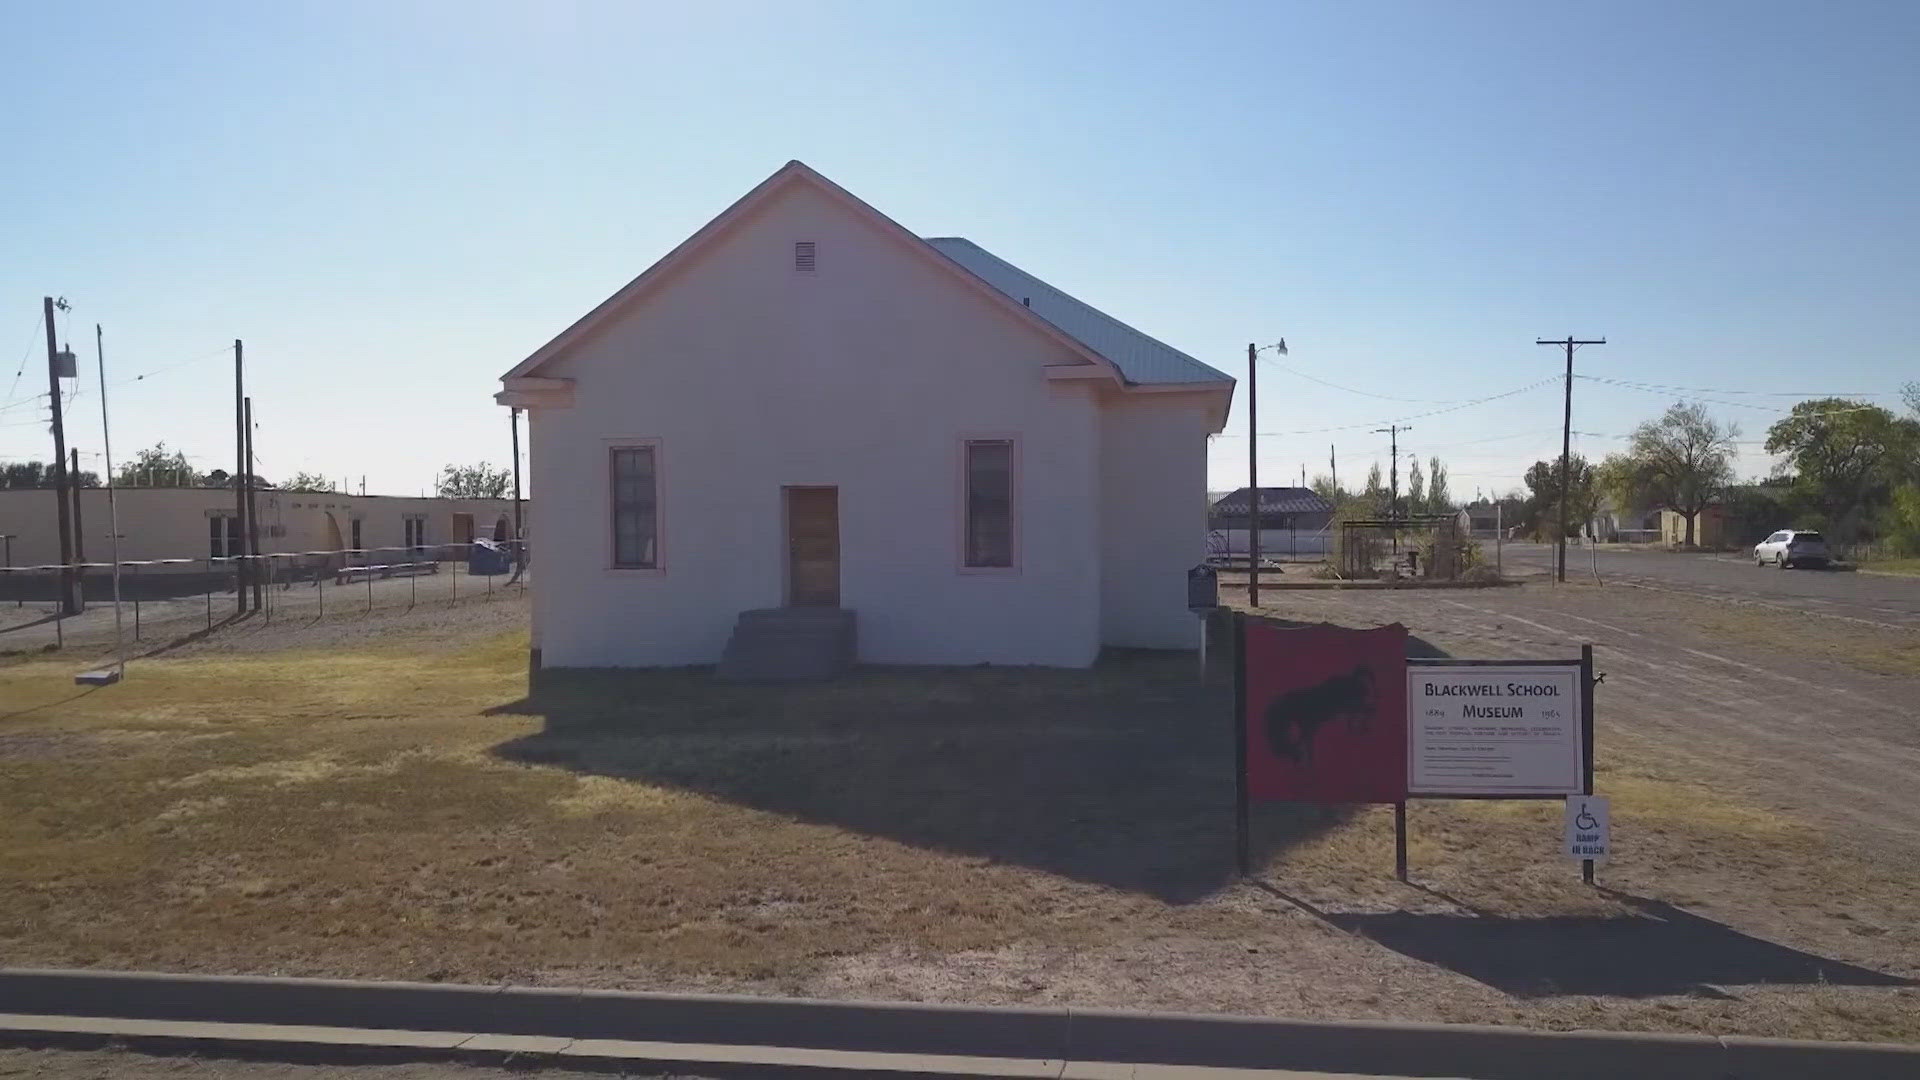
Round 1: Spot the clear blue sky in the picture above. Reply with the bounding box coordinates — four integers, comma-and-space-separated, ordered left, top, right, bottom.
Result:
4, 1, 1915, 498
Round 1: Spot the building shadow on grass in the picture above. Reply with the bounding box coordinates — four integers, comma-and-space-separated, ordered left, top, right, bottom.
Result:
490, 642, 1369, 904
1266, 882, 1914, 997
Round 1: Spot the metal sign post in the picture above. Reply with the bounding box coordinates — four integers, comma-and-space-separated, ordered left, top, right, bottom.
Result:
1232, 613, 1249, 876
1189, 563, 1219, 683
1582, 643, 1597, 884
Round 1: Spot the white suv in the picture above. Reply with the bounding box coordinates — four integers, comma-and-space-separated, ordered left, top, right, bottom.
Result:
1755, 529, 1830, 569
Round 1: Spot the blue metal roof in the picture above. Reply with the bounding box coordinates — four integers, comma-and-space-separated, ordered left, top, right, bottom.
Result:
924, 237, 1233, 387
1211, 487, 1335, 517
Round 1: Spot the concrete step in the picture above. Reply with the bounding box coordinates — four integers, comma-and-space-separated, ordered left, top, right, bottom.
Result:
717, 607, 856, 682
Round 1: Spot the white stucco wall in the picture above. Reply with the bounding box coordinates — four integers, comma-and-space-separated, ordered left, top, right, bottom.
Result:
527, 179, 1107, 668
1098, 392, 1212, 648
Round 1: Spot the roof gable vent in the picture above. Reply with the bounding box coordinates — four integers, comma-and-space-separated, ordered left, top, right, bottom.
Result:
793, 241, 816, 273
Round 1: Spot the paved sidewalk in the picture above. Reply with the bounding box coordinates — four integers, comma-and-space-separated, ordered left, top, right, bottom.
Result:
2, 968, 1917, 1080
0, 1045, 712, 1079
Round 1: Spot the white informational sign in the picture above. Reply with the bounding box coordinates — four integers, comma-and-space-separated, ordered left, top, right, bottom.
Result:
1407, 664, 1584, 796
1565, 795, 1610, 862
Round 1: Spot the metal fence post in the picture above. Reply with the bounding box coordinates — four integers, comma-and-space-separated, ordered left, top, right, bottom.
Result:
409, 547, 417, 608
366, 554, 374, 613
132, 562, 141, 640
318, 562, 325, 620
451, 545, 458, 605
205, 559, 212, 631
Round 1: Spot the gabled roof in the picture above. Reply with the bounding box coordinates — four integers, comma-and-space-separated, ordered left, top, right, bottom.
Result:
502, 161, 1235, 414
924, 238, 1232, 387
1210, 487, 1334, 517
502, 161, 1120, 383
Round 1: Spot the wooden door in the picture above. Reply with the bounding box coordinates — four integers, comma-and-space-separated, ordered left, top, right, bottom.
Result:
785, 486, 840, 607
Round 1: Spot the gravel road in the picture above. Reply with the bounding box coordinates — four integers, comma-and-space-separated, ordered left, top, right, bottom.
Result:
1500, 542, 1920, 629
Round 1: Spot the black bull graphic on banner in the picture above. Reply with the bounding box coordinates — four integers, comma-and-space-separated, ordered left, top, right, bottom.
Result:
1241, 621, 1408, 805
1263, 664, 1376, 765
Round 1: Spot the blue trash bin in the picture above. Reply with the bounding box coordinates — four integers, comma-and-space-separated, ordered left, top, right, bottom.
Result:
468, 538, 510, 576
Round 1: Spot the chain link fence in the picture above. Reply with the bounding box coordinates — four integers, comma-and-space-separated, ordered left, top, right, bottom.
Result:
1, 540, 528, 651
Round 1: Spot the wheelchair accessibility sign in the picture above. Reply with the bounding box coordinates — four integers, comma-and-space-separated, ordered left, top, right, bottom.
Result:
1564, 796, 1610, 863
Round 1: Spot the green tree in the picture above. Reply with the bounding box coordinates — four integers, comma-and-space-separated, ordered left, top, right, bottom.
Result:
1426, 456, 1452, 513
1523, 455, 1598, 539
1888, 484, 1920, 556
1406, 458, 1426, 515
0, 460, 97, 488
115, 443, 199, 487
1722, 481, 1800, 547
436, 462, 510, 499
1764, 399, 1919, 545
1619, 402, 1740, 547
1594, 453, 1639, 511
1359, 462, 1389, 517
282, 472, 337, 493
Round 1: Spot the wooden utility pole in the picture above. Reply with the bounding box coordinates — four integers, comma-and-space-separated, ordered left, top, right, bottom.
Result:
1536, 336, 1605, 583
1246, 343, 1260, 606
244, 396, 262, 611
1241, 339, 1291, 604
232, 339, 248, 613
510, 407, 524, 541
44, 297, 79, 615
1329, 444, 1337, 495
1372, 425, 1410, 519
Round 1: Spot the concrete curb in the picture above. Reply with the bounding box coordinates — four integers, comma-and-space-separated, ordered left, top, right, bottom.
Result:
1, 968, 1916, 1079
1217, 580, 1523, 591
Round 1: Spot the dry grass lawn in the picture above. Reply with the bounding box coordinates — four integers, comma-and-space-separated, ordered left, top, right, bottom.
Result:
0, 594, 1915, 1045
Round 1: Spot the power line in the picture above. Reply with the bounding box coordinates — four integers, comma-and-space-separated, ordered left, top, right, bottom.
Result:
1261, 359, 1466, 404
1250, 377, 1559, 436
5, 311, 44, 407
1576, 375, 1895, 415
0, 391, 49, 415
110, 343, 236, 389
1575, 375, 1896, 398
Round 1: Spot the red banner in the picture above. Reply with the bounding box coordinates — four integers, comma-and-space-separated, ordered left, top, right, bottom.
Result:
1243, 621, 1408, 804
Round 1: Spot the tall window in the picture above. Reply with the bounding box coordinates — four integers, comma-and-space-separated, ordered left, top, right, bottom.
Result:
404, 516, 428, 552
964, 439, 1014, 568
611, 445, 659, 569
209, 515, 241, 559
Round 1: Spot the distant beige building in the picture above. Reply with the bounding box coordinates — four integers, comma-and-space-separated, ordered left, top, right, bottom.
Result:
1659, 505, 1726, 548
0, 486, 520, 577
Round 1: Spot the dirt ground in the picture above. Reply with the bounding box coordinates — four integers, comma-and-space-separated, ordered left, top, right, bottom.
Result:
0, 585, 1915, 1044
